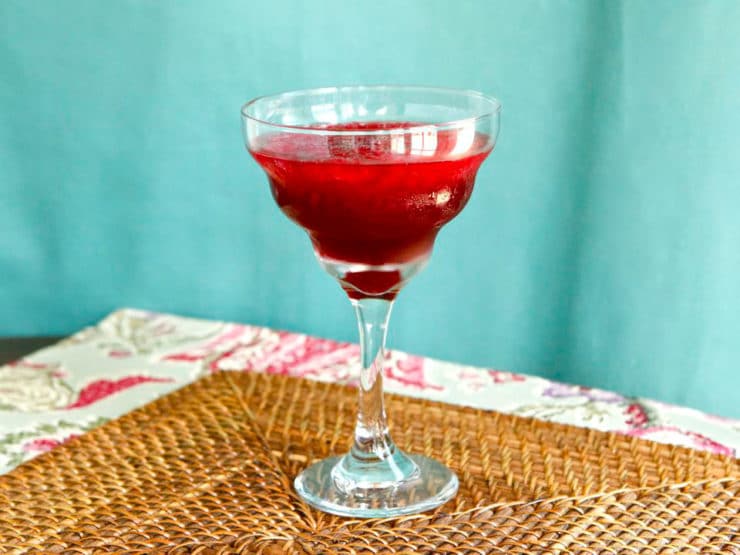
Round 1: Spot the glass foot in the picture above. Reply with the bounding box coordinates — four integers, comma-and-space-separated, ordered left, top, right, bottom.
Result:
294, 453, 459, 518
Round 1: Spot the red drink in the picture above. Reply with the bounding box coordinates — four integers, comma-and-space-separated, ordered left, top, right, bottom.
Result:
250, 122, 492, 298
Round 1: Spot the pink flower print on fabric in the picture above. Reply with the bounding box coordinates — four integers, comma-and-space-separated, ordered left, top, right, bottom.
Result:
163, 324, 251, 364
163, 325, 283, 376
488, 370, 526, 384
384, 355, 443, 391
6, 359, 67, 379
22, 434, 79, 454
625, 426, 735, 457
624, 402, 650, 428
66, 376, 174, 409
220, 333, 359, 384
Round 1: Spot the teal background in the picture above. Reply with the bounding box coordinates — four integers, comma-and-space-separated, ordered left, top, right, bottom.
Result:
2, 1, 739, 416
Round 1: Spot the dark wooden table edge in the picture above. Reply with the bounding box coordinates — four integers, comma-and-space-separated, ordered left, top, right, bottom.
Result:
0, 337, 63, 365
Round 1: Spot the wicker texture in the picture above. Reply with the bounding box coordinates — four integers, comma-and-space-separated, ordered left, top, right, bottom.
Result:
0, 371, 738, 554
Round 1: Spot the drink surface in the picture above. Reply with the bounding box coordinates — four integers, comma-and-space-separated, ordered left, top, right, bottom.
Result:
250, 122, 492, 297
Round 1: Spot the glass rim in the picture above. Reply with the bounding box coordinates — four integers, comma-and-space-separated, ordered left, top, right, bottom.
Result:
241, 85, 502, 135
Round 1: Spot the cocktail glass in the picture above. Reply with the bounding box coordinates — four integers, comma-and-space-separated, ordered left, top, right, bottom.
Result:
241, 86, 500, 517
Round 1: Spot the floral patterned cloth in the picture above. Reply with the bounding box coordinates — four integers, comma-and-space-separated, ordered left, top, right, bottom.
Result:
1, 308, 738, 474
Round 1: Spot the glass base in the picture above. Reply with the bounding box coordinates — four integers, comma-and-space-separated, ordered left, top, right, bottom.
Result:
294, 452, 459, 518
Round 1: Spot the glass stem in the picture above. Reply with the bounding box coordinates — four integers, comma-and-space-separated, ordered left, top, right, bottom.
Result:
350, 298, 395, 462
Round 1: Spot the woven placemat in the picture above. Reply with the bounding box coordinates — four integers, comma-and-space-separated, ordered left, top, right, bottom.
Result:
0, 371, 738, 554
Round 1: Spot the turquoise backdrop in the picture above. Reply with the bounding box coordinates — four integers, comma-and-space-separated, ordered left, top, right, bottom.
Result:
2, 1, 739, 416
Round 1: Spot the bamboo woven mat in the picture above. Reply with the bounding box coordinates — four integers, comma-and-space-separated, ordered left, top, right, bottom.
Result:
0, 371, 738, 554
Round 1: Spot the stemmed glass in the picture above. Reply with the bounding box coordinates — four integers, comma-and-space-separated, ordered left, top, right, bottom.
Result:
241, 86, 500, 517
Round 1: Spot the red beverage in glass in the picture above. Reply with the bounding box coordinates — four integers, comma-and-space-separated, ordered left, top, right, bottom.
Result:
251, 123, 492, 298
